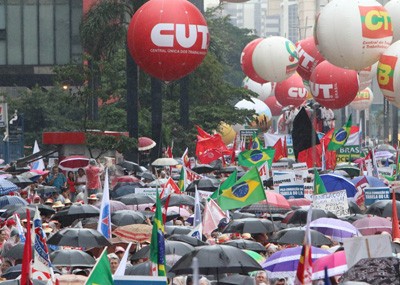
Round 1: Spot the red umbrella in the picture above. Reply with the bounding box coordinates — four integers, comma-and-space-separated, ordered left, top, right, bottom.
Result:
241, 191, 291, 213
138, 137, 156, 151
287, 198, 311, 208
111, 175, 141, 188
59, 156, 89, 172
352, 216, 392, 236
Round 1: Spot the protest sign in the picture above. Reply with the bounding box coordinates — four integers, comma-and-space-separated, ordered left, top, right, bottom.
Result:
271, 162, 289, 171
378, 167, 394, 177
134, 188, 157, 196
364, 187, 390, 205
304, 183, 313, 200
278, 183, 304, 199
313, 190, 350, 217
273, 173, 296, 187
292, 162, 308, 171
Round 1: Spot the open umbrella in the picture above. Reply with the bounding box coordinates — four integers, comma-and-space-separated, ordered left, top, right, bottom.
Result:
1, 206, 36, 220
117, 160, 143, 173
111, 175, 140, 188
186, 178, 220, 192
242, 249, 266, 264
365, 199, 392, 216
112, 224, 152, 243
125, 261, 173, 278
167, 234, 208, 247
262, 246, 330, 279
191, 164, 215, 174
310, 217, 361, 242
131, 240, 194, 261
218, 274, 255, 285
58, 155, 89, 172
381, 200, 400, 219
50, 249, 96, 267
0, 180, 19, 195
1, 264, 22, 280
241, 191, 291, 213
348, 201, 363, 214
94, 200, 128, 213
111, 210, 146, 226
271, 228, 333, 247
161, 194, 195, 207
312, 250, 347, 280
283, 208, 337, 225
222, 218, 276, 234
224, 239, 266, 253
35, 185, 60, 197
137, 171, 156, 181
232, 212, 256, 219
170, 244, 263, 276
138, 137, 156, 151
52, 204, 100, 227
352, 216, 392, 235
340, 257, 400, 285
2, 243, 32, 260
164, 225, 192, 236
0, 195, 28, 208
5, 176, 34, 188
320, 174, 357, 198
287, 198, 311, 208
152, 158, 179, 167
116, 193, 156, 206
335, 164, 361, 178
47, 228, 111, 247
351, 175, 387, 187
71, 217, 117, 231
111, 182, 145, 199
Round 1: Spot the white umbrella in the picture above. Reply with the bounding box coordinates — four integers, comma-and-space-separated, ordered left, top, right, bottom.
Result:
151, 157, 179, 167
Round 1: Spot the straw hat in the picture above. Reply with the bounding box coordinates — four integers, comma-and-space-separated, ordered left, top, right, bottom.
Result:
64, 199, 72, 205
88, 194, 98, 201
42, 223, 53, 234
52, 201, 65, 209
45, 198, 54, 205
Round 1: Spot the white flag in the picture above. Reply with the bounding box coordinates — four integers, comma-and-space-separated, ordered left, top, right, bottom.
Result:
114, 243, 132, 277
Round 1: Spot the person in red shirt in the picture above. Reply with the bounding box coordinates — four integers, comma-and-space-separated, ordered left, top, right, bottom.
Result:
66, 171, 77, 202
85, 159, 103, 196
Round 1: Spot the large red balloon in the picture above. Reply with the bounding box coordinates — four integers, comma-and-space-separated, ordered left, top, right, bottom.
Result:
264, 96, 283, 116
295, 37, 325, 81
127, 0, 209, 81
274, 73, 307, 107
309, 61, 359, 109
240, 38, 268, 84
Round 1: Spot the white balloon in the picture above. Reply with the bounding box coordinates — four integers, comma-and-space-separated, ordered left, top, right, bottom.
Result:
242, 77, 273, 101
315, 0, 393, 70
358, 62, 378, 91
235, 97, 272, 117
350, 88, 374, 110
385, 0, 400, 42
252, 36, 298, 82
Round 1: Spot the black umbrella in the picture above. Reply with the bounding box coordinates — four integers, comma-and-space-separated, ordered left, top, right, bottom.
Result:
381, 200, 400, 219
271, 228, 333, 247
219, 274, 255, 285
5, 175, 34, 188
0, 279, 47, 285
348, 200, 363, 214
224, 240, 266, 253
2, 243, 33, 260
70, 217, 118, 231
231, 212, 256, 219
131, 240, 194, 261
125, 261, 173, 278
222, 218, 277, 234
284, 208, 337, 225
365, 199, 391, 216
161, 194, 196, 207
164, 225, 192, 236
186, 178, 220, 192
340, 214, 367, 223
47, 228, 111, 248
111, 182, 144, 199
167, 234, 207, 247
50, 249, 96, 267
111, 210, 146, 226
1, 264, 22, 280
116, 193, 156, 205
1, 206, 36, 220
170, 245, 262, 276
118, 160, 143, 173
340, 257, 400, 285
191, 164, 215, 174
137, 171, 156, 181
35, 185, 60, 197
52, 204, 100, 227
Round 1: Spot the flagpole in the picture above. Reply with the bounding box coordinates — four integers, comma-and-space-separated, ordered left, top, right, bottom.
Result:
311, 104, 317, 168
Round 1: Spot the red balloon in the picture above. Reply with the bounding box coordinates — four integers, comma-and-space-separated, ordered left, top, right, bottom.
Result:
274, 73, 307, 107
127, 0, 209, 81
309, 61, 359, 109
295, 37, 325, 81
264, 96, 282, 116
241, 39, 268, 84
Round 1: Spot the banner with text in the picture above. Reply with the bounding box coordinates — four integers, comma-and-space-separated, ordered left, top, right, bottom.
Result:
278, 183, 305, 199
364, 187, 390, 205
313, 190, 350, 217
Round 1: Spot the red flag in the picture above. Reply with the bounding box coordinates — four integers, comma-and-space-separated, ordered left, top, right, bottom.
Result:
354, 176, 368, 208
273, 138, 285, 162
196, 125, 212, 138
162, 194, 171, 224
165, 146, 173, 158
21, 209, 33, 285
181, 148, 191, 169
298, 144, 337, 169
392, 190, 400, 242
295, 206, 313, 285
197, 149, 222, 164
160, 177, 181, 198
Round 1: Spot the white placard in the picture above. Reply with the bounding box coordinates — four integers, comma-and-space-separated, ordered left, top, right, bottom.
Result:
313, 190, 350, 217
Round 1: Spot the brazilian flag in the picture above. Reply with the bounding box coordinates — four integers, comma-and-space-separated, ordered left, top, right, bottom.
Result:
238, 148, 275, 168
251, 133, 262, 150
217, 167, 266, 210
328, 115, 352, 151
210, 169, 237, 200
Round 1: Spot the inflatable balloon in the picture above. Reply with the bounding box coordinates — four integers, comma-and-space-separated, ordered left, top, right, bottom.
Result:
385, 0, 400, 42
314, 0, 393, 70
127, 0, 209, 81
295, 37, 325, 81
235, 98, 272, 132
240, 38, 268, 84
252, 36, 299, 82
217, 122, 236, 145
309, 61, 359, 109
242, 77, 273, 101
275, 73, 308, 107
377, 40, 400, 107
264, 96, 283, 116
350, 88, 374, 111
358, 63, 378, 91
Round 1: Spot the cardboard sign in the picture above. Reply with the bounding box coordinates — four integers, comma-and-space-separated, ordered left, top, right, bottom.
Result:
364, 187, 390, 205
313, 190, 350, 217
343, 235, 392, 268
278, 183, 304, 199
292, 162, 308, 171
271, 162, 289, 171
134, 188, 157, 196
304, 183, 314, 200
273, 173, 296, 186
378, 167, 394, 177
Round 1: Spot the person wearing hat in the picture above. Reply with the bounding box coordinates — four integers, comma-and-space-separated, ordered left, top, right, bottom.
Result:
52, 201, 65, 211
87, 194, 98, 205
115, 246, 126, 260
32, 195, 41, 204
44, 198, 54, 205
64, 199, 72, 208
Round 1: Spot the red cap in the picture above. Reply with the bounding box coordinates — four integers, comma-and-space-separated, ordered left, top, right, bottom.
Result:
6, 219, 16, 226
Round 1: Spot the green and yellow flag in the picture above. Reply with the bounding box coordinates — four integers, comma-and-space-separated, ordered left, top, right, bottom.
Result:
178, 167, 186, 192
251, 133, 262, 150
328, 115, 352, 151
85, 248, 114, 285
314, 169, 327, 195
210, 169, 237, 200
150, 189, 166, 277
218, 167, 266, 210
238, 148, 275, 168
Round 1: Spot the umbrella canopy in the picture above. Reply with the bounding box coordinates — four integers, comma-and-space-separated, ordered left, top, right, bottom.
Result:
1, 206, 36, 220
191, 164, 215, 174
218, 274, 255, 285
381, 200, 400, 219
287, 198, 311, 208
340, 214, 367, 223
0, 195, 28, 208
116, 193, 156, 205
125, 261, 173, 278
131, 240, 194, 261
138, 137, 156, 151
312, 250, 347, 280
35, 185, 60, 197
52, 204, 100, 227
377, 144, 396, 153
152, 158, 179, 167
340, 257, 400, 285
167, 234, 208, 247
262, 246, 330, 279
348, 201, 363, 214
310, 217, 361, 242
242, 249, 266, 264
71, 217, 117, 231
20, 171, 42, 181
351, 175, 387, 187
170, 244, 263, 276
224, 240, 266, 253
270, 228, 333, 247
110, 182, 145, 199
365, 199, 392, 216
186, 178, 220, 192
111, 210, 146, 226
5, 175, 34, 188
58, 155, 89, 172
47, 228, 111, 247
352, 216, 392, 235
161, 194, 196, 208
117, 160, 143, 173
0, 180, 19, 196
112, 224, 152, 243
137, 171, 156, 181
2, 243, 32, 260
94, 200, 128, 213
50, 249, 96, 267
111, 175, 140, 188
283, 208, 338, 225
164, 225, 192, 236
335, 164, 361, 177
374, 150, 394, 159
241, 191, 291, 213
320, 174, 357, 197
1, 264, 22, 280
222, 218, 277, 234
232, 212, 256, 219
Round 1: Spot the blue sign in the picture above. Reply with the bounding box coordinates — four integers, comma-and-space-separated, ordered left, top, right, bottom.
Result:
114, 276, 168, 285
364, 187, 390, 206
278, 183, 304, 199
